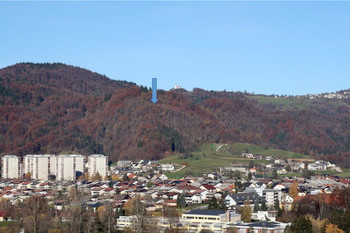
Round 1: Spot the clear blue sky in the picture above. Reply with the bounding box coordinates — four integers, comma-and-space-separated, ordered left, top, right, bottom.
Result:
1, 2, 349, 95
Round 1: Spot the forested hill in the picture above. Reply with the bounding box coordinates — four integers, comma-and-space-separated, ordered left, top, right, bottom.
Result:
1, 63, 350, 166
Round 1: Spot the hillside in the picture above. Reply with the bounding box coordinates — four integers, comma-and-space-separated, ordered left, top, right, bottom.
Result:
1, 63, 350, 166
160, 143, 314, 178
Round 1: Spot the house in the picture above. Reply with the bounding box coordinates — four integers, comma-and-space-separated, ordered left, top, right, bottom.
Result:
102, 188, 116, 197
184, 192, 202, 204
273, 183, 285, 191
225, 192, 264, 209
289, 162, 305, 171
249, 167, 257, 174
160, 164, 175, 172
251, 210, 277, 221
178, 185, 201, 193
91, 187, 104, 196
281, 193, 294, 211
308, 161, 327, 171
54, 200, 65, 211
277, 169, 287, 175
116, 160, 132, 168
220, 166, 247, 173
274, 159, 282, 164
163, 199, 177, 207
200, 184, 216, 192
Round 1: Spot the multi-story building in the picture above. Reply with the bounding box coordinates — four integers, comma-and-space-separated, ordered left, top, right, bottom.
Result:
88, 154, 108, 178
56, 154, 85, 181
24, 154, 55, 180
117, 209, 241, 233
1, 155, 20, 179
262, 189, 282, 207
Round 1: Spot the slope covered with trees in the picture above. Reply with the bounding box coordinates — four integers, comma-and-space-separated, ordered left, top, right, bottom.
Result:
1, 63, 350, 165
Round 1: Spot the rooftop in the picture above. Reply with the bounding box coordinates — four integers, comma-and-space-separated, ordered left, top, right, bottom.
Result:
184, 209, 225, 216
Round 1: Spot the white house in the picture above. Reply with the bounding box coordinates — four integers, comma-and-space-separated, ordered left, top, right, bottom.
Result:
160, 164, 175, 171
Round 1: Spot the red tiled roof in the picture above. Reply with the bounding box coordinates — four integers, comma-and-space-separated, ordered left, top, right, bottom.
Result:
104, 188, 114, 191
178, 185, 200, 190
203, 184, 216, 190
164, 200, 177, 203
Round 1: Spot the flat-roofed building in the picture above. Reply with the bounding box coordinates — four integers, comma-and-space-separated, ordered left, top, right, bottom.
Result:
234, 221, 289, 233
2, 155, 20, 179
24, 154, 55, 180
56, 154, 85, 181
88, 154, 108, 178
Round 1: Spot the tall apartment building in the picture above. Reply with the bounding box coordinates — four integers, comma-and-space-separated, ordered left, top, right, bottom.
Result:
88, 154, 108, 178
24, 154, 55, 180
56, 154, 85, 181
1, 155, 20, 179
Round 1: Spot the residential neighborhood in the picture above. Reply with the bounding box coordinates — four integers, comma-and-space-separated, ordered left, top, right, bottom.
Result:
0, 154, 349, 232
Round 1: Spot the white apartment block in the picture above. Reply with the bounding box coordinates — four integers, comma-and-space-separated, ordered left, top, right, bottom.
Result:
24, 154, 55, 180
262, 189, 282, 207
2, 155, 20, 179
56, 154, 85, 181
88, 154, 108, 178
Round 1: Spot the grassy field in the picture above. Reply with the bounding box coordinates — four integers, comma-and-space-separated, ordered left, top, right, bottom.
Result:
249, 95, 349, 111
160, 143, 314, 177
220, 143, 313, 160
335, 168, 350, 177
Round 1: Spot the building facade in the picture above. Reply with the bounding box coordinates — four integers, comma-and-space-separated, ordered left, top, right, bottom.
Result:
56, 154, 85, 181
88, 154, 108, 178
24, 154, 55, 180
1, 155, 20, 179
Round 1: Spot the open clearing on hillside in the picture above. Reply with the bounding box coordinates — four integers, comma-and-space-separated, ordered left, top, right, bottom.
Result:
248, 95, 350, 111
160, 143, 314, 177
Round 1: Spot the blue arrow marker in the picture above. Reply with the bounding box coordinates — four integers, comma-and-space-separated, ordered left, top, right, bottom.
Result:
151, 78, 158, 103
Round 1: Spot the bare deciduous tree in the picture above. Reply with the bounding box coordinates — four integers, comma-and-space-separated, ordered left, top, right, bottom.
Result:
22, 196, 53, 233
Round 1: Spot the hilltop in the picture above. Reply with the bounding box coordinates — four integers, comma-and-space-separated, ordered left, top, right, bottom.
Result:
1, 63, 350, 166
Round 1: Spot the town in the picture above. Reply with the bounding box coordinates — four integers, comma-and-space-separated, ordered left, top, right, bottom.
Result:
0, 152, 349, 233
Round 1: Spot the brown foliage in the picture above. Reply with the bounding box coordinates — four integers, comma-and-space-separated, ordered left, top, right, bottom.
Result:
2, 63, 350, 165
21, 196, 53, 233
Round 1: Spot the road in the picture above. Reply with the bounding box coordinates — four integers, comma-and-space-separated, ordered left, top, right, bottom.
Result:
216, 144, 224, 152
172, 165, 186, 173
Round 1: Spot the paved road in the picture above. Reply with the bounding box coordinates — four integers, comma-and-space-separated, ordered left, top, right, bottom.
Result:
172, 165, 186, 173
216, 144, 224, 152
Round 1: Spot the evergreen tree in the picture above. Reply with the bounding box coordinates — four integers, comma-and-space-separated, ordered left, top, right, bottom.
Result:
277, 206, 283, 219
329, 209, 350, 233
219, 197, 227, 210
272, 169, 278, 179
261, 200, 268, 211
274, 199, 280, 210
253, 199, 260, 212
248, 172, 252, 181
123, 173, 130, 181
176, 194, 186, 209
290, 216, 314, 233
208, 196, 219, 210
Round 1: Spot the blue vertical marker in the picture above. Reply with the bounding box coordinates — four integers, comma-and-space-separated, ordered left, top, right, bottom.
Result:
151, 78, 158, 103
